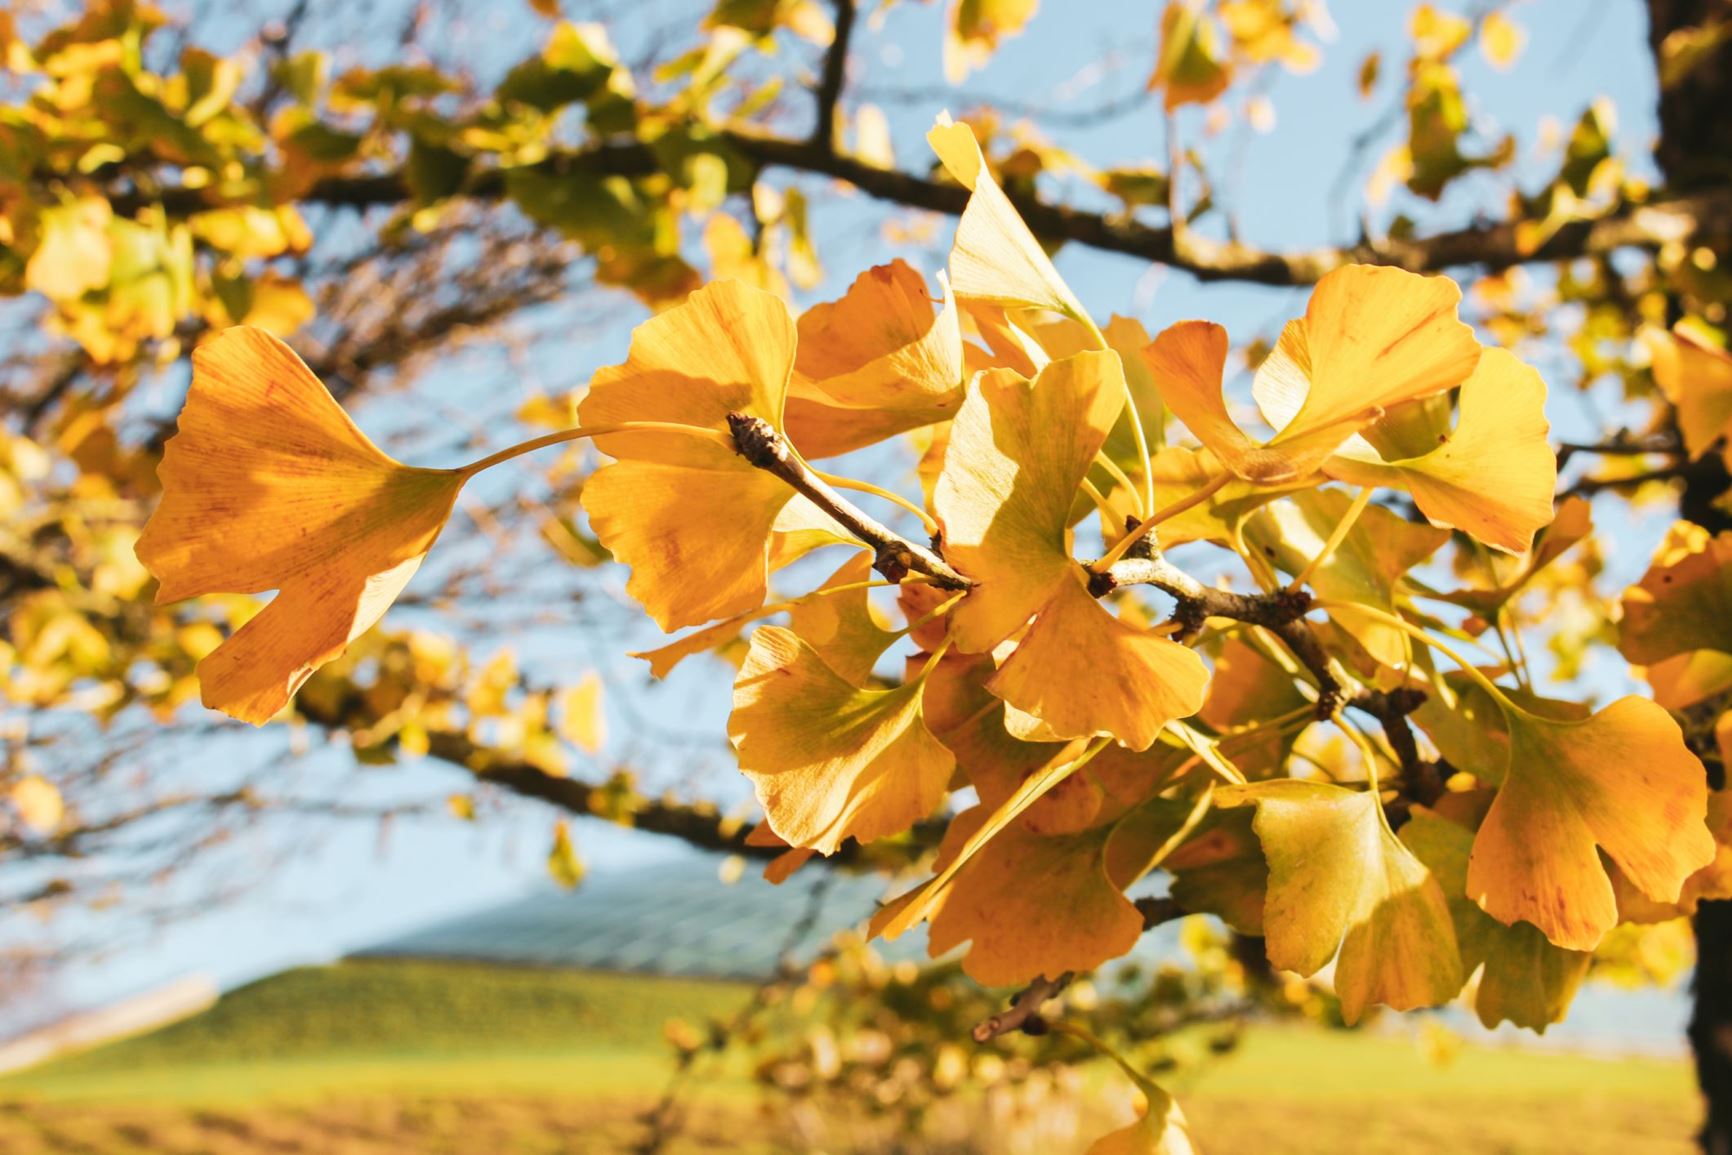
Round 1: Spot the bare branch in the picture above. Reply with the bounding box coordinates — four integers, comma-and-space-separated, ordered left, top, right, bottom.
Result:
100, 130, 1732, 288
727, 413, 972, 589
972, 973, 1072, 1042
811, 0, 856, 148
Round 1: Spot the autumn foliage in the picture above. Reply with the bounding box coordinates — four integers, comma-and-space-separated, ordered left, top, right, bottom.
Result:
131, 107, 1728, 1148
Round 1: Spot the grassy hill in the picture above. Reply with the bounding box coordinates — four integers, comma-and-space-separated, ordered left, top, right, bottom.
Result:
0, 958, 1705, 1154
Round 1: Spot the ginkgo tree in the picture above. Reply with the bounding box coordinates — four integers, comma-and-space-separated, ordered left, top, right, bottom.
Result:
10, 0, 1732, 1149
129, 108, 1722, 1149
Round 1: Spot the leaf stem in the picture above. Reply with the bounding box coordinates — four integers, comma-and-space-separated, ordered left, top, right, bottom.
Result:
457, 422, 734, 479
813, 469, 939, 534
1095, 473, 1230, 570
1079, 311, 1158, 518
1287, 486, 1371, 591
1312, 599, 1524, 719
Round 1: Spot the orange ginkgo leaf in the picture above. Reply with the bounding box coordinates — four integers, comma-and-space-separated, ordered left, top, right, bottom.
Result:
935, 351, 1210, 750
136, 326, 462, 725
925, 791, 1205, 986
1086, 1046, 1199, 1155
729, 626, 953, 855
1619, 524, 1732, 667
579, 280, 797, 631
1644, 323, 1732, 467
784, 260, 965, 457
1323, 348, 1555, 553
1465, 695, 1716, 950
927, 114, 1087, 321
1149, 265, 1480, 484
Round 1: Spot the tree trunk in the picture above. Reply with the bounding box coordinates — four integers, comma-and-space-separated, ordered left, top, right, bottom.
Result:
1646, 3, 1732, 1148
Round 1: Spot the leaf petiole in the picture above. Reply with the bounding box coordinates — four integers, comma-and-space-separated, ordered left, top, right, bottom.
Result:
456, 421, 735, 479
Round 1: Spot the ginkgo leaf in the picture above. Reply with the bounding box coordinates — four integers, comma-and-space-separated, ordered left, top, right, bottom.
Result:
1140, 444, 1309, 550
11, 775, 64, 834
927, 113, 1087, 320
136, 326, 463, 725
730, 626, 953, 854
944, 0, 1039, 84
1246, 489, 1448, 669
922, 649, 1081, 823
989, 572, 1210, 751
1198, 637, 1310, 778
1465, 696, 1716, 951
1165, 806, 1267, 934
579, 280, 797, 630
1619, 526, 1732, 666
557, 672, 605, 753
1145, 320, 1299, 483
1219, 779, 1462, 1024
1253, 265, 1482, 470
784, 260, 965, 458
1088, 1059, 1199, 1155
926, 791, 1204, 986
745, 820, 818, 885
1434, 495, 1592, 623
787, 553, 899, 684
872, 737, 1106, 941
1644, 324, 1732, 468
936, 351, 1124, 651
1150, 0, 1230, 112
1324, 348, 1555, 553
1400, 807, 1589, 1032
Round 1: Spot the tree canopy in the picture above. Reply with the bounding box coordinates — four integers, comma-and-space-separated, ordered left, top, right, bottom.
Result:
7, 0, 1732, 1148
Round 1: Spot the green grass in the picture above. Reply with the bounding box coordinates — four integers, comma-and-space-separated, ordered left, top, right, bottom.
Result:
0, 959, 1705, 1153
3, 959, 752, 1104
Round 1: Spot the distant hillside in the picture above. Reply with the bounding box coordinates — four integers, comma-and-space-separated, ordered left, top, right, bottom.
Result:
31, 959, 750, 1073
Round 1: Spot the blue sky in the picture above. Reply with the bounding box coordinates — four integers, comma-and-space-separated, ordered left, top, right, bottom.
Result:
27, 0, 1687, 1050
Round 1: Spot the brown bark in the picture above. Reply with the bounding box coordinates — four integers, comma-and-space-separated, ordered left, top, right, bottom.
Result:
1650, 4, 1732, 1146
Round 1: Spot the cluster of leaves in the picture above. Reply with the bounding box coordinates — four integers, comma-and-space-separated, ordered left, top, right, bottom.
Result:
128, 100, 1732, 1148
11, 0, 1732, 1146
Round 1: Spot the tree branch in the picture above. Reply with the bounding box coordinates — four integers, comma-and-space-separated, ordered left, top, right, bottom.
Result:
811, 0, 856, 148
102, 129, 1732, 287
727, 413, 972, 589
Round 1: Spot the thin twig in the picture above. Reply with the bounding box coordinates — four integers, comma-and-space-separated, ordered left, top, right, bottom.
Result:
727, 413, 972, 589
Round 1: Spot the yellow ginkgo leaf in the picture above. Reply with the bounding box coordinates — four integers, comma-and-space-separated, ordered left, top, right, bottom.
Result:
11, 775, 64, 834
1252, 265, 1482, 472
935, 351, 1209, 748
943, 0, 1039, 83
989, 573, 1211, 751
1150, 0, 1231, 112
1620, 528, 1732, 666
136, 326, 463, 725
1466, 697, 1716, 951
730, 626, 953, 854
1220, 779, 1462, 1024
787, 553, 899, 685
927, 113, 1087, 321
557, 672, 605, 753
1324, 348, 1555, 553
1087, 1045, 1200, 1155
1645, 324, 1732, 467
937, 352, 1124, 651
1399, 807, 1589, 1032
784, 260, 965, 457
580, 281, 798, 631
